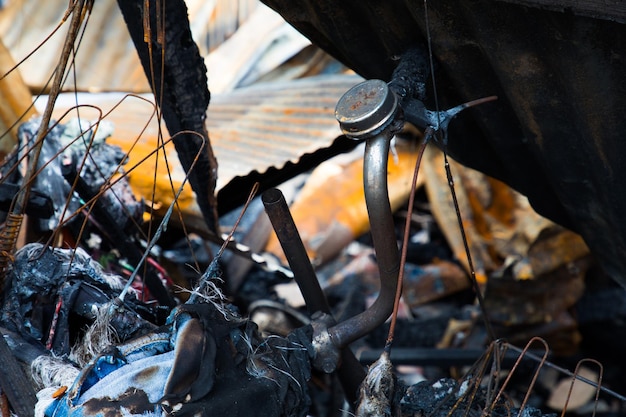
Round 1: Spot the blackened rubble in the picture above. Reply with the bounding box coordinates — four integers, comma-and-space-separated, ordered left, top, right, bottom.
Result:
400, 377, 557, 417
1, 117, 176, 307
1, 118, 142, 234
0, 242, 315, 416
1, 243, 157, 356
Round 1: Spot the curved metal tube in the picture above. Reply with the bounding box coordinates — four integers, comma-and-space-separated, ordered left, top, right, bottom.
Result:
327, 130, 401, 348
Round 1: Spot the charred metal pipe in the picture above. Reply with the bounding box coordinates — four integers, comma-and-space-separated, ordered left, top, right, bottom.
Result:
262, 188, 366, 402
311, 80, 403, 373
327, 127, 401, 348
262, 188, 330, 316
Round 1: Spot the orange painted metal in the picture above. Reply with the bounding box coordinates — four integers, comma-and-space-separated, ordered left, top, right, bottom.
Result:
264, 138, 426, 265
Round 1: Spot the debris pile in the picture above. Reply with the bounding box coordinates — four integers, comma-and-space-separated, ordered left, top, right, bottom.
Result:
0, 110, 623, 417
0, 1, 625, 415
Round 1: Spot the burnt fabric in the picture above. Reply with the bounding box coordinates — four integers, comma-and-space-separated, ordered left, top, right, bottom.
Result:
44, 303, 314, 417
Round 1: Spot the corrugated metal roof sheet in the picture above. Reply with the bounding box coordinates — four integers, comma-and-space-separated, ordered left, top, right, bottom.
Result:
39, 74, 362, 225
41, 74, 361, 187
0, 0, 296, 93
207, 75, 361, 189
0, 0, 148, 92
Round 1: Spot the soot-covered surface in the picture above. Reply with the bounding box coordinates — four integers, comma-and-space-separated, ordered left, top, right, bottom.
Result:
260, 0, 626, 287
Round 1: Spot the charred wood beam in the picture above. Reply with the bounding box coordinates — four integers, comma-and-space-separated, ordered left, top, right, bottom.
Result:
116, 0, 219, 233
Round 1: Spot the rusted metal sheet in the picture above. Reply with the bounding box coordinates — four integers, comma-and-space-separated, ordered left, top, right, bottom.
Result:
261, 0, 626, 288
40, 74, 362, 229
0, 0, 148, 92
207, 75, 359, 181
204, 3, 312, 94
0, 0, 262, 93
0, 37, 37, 159
208, 74, 361, 212
264, 139, 426, 266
